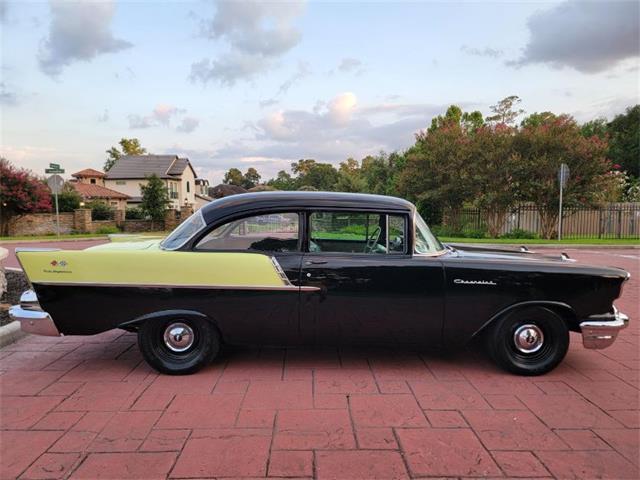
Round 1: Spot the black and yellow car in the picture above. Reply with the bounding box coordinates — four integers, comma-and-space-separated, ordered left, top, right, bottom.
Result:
11, 192, 630, 375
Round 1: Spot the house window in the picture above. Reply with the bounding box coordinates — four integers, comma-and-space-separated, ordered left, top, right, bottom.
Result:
186, 181, 190, 193
90, 178, 96, 184
116, 180, 126, 185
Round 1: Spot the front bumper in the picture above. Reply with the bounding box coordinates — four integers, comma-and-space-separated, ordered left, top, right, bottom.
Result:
580, 306, 628, 349
9, 290, 60, 337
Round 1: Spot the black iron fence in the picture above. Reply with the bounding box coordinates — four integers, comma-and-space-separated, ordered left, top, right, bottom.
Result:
440, 203, 640, 239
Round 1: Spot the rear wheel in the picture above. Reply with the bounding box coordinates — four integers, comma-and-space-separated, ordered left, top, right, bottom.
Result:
486, 306, 569, 375
137, 315, 220, 375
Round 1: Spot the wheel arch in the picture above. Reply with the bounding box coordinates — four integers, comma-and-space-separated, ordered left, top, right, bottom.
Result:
118, 309, 224, 340
471, 300, 579, 341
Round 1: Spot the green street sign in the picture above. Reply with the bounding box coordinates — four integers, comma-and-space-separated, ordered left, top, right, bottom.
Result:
49, 163, 61, 169
45, 168, 65, 174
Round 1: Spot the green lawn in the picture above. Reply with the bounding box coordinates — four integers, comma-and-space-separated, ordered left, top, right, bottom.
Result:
439, 237, 640, 246
0, 232, 168, 242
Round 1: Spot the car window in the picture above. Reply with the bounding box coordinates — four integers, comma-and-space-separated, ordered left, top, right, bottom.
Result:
309, 211, 406, 254
160, 210, 205, 250
414, 212, 444, 254
195, 213, 300, 252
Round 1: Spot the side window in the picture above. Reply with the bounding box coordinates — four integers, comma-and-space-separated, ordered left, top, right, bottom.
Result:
309, 211, 406, 254
195, 213, 299, 252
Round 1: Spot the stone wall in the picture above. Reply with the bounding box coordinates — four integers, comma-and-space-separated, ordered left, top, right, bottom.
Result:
90, 220, 118, 232
122, 220, 165, 232
8, 212, 76, 236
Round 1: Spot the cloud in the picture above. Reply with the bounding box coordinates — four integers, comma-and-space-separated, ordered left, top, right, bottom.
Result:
460, 45, 503, 58
509, 0, 639, 73
38, 1, 131, 77
260, 61, 310, 107
0, 1, 7, 23
191, 0, 305, 85
97, 109, 109, 123
0, 82, 18, 106
176, 117, 200, 133
127, 114, 154, 129
337, 57, 364, 73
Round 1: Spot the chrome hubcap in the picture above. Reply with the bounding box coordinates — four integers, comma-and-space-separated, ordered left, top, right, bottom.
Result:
163, 323, 194, 353
513, 324, 544, 353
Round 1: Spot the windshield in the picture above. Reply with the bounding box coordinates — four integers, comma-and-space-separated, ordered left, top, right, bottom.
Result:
160, 210, 205, 250
414, 212, 444, 254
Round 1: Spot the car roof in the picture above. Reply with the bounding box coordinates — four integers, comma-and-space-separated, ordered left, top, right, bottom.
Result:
200, 191, 415, 224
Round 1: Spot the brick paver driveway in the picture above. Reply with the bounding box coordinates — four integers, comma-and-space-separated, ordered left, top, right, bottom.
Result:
1, 248, 638, 479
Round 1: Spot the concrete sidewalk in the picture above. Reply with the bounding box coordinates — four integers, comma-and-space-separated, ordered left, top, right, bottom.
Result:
1, 249, 638, 479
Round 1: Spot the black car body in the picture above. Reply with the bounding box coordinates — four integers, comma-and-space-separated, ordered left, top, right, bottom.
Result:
11, 191, 630, 375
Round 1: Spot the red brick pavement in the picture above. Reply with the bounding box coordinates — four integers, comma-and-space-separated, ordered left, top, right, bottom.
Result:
1, 248, 638, 479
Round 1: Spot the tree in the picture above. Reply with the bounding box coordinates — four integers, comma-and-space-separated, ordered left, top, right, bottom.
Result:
222, 168, 244, 186
468, 124, 522, 237
429, 105, 484, 134
267, 170, 296, 190
580, 117, 608, 139
486, 95, 525, 125
140, 174, 169, 221
336, 158, 366, 192
0, 158, 52, 235
56, 184, 82, 212
514, 114, 612, 238
242, 167, 261, 189
607, 105, 639, 178
104, 138, 147, 171
297, 162, 339, 191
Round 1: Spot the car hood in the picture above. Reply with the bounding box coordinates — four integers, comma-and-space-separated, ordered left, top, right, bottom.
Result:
445, 243, 629, 277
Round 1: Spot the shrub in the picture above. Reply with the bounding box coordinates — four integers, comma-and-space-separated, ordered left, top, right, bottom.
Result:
500, 228, 538, 239
125, 207, 145, 220
461, 226, 487, 238
430, 225, 464, 237
95, 225, 120, 234
87, 201, 113, 220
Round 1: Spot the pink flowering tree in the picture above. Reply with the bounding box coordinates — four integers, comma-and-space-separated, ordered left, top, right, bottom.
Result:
0, 158, 52, 235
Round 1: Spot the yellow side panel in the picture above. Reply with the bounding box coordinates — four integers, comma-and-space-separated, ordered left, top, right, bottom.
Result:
18, 250, 285, 287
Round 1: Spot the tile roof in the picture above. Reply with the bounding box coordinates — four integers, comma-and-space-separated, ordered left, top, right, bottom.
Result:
72, 168, 106, 178
72, 182, 129, 199
105, 155, 194, 179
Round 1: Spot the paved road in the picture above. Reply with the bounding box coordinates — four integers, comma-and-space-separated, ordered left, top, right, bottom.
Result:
0, 240, 108, 269
0, 248, 638, 479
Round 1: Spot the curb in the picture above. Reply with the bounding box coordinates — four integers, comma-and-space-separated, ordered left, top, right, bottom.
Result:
0, 237, 107, 244
0, 320, 27, 348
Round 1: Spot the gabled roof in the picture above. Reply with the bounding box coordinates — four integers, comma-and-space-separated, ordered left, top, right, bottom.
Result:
105, 155, 197, 180
72, 168, 106, 178
71, 182, 129, 200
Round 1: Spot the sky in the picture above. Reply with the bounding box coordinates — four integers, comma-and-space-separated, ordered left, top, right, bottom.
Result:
1, 0, 639, 184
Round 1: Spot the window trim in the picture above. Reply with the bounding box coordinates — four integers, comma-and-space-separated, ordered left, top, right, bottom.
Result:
193, 211, 303, 253
305, 210, 409, 256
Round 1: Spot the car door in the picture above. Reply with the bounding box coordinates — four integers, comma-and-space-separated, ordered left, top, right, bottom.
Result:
299, 210, 445, 346
193, 211, 304, 345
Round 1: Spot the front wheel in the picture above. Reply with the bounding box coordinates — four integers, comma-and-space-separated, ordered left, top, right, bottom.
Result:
486, 306, 569, 376
137, 315, 221, 375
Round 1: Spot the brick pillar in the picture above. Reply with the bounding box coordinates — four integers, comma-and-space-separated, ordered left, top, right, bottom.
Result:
73, 208, 92, 233
164, 209, 178, 231
114, 209, 125, 227
180, 204, 194, 220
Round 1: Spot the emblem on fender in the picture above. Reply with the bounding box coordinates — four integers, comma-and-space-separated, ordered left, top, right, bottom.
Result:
454, 279, 497, 286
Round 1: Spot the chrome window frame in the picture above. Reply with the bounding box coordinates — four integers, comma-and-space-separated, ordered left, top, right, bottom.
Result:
412, 210, 447, 257
160, 209, 206, 251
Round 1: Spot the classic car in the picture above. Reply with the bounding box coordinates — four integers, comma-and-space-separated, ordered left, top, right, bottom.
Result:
11, 191, 630, 375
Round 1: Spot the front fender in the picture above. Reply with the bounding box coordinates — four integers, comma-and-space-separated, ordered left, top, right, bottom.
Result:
470, 300, 578, 341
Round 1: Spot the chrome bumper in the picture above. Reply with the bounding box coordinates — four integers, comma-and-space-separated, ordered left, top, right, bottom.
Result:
9, 290, 60, 337
580, 306, 629, 349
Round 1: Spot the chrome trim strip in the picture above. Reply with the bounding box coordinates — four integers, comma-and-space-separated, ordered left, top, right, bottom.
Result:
33, 281, 320, 292
270, 256, 294, 286
580, 306, 629, 349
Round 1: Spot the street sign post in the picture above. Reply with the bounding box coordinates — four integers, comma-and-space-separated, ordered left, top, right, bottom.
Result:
558, 163, 570, 240
46, 170, 65, 237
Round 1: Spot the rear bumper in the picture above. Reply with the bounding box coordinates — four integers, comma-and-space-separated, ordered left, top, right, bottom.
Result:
580, 306, 628, 349
8, 290, 60, 337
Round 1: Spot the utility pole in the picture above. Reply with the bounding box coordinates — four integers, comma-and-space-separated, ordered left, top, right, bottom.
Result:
45, 164, 65, 238
558, 163, 570, 241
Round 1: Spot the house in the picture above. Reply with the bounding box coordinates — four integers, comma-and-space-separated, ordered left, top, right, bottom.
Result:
194, 178, 213, 210
104, 155, 197, 209
69, 169, 129, 210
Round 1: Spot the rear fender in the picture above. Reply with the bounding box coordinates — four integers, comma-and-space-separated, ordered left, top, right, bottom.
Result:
118, 309, 223, 339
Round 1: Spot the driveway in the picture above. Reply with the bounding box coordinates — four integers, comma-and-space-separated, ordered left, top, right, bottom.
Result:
1, 248, 638, 479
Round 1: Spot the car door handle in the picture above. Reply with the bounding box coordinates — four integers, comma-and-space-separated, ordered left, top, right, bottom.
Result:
305, 260, 327, 265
